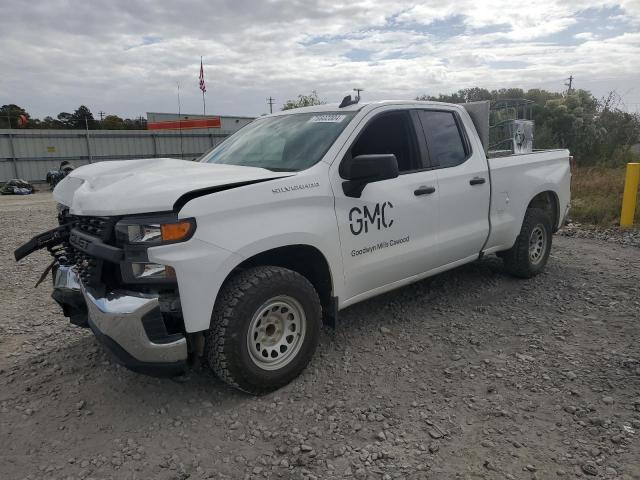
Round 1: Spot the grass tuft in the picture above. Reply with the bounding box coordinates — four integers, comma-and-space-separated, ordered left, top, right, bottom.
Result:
570, 166, 640, 226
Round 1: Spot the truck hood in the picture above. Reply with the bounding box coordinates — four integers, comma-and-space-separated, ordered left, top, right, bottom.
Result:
53, 158, 293, 216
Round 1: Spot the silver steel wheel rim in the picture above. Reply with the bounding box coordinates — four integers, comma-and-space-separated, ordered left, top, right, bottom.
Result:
247, 295, 306, 371
528, 224, 546, 265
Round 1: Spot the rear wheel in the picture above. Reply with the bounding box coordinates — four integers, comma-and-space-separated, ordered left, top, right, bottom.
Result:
205, 266, 322, 394
501, 207, 553, 278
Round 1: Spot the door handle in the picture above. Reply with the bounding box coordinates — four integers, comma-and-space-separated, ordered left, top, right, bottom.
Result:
469, 177, 486, 185
414, 186, 436, 196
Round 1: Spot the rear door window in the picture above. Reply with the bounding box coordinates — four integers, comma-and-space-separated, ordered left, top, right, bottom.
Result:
417, 110, 469, 168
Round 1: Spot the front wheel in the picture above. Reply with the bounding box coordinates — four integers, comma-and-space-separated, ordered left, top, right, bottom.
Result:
205, 266, 322, 394
501, 207, 553, 278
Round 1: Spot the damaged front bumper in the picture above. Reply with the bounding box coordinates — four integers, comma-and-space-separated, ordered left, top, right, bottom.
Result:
51, 264, 87, 327
53, 265, 187, 376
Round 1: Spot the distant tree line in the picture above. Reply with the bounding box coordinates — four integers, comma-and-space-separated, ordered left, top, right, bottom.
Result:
281, 90, 325, 110
417, 87, 640, 167
6, 86, 640, 166
0, 104, 147, 130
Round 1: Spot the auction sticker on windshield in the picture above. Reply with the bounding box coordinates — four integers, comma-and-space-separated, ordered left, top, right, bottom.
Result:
308, 114, 346, 123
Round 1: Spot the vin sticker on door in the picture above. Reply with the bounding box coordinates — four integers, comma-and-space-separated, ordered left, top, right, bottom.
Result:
308, 114, 346, 123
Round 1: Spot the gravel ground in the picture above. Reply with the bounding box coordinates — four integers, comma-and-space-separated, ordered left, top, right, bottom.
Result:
1, 192, 639, 480
559, 223, 640, 248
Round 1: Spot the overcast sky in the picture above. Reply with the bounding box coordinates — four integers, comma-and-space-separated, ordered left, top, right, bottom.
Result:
1, 1, 639, 119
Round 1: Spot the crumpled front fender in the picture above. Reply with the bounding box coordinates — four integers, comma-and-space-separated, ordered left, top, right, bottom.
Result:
147, 238, 244, 333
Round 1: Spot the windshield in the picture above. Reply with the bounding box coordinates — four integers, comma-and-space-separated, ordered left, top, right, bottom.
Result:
200, 112, 354, 171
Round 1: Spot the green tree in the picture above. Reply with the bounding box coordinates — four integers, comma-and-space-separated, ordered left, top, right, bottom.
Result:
69, 105, 97, 129
417, 87, 492, 103
418, 87, 561, 105
417, 92, 464, 103
36, 116, 63, 129
524, 88, 562, 105
494, 88, 525, 100
460, 87, 493, 102
590, 92, 640, 165
0, 104, 30, 128
122, 117, 147, 129
101, 115, 126, 129
100, 115, 147, 130
56, 112, 73, 128
536, 90, 603, 163
281, 90, 325, 110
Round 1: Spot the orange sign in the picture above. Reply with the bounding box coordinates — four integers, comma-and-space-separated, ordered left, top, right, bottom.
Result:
148, 117, 221, 130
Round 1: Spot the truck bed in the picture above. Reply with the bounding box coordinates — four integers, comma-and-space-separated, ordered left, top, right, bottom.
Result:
484, 148, 571, 253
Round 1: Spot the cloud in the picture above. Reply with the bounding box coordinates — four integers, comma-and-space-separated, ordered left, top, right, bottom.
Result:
575, 32, 596, 40
0, 0, 639, 118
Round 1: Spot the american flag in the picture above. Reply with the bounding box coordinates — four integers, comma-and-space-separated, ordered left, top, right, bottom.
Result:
199, 58, 206, 93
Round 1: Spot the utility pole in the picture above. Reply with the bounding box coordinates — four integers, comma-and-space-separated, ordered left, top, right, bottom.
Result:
267, 97, 275, 114
84, 116, 93, 163
565, 75, 574, 94
98, 111, 105, 121
177, 82, 183, 159
353, 88, 364, 101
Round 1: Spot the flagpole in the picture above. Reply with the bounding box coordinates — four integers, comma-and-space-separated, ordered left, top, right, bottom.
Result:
201, 56, 206, 118
177, 81, 183, 159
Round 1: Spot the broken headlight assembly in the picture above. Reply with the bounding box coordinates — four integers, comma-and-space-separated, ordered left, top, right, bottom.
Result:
130, 262, 176, 281
115, 216, 196, 283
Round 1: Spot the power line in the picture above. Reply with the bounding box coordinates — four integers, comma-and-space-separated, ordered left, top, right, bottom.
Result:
267, 97, 275, 114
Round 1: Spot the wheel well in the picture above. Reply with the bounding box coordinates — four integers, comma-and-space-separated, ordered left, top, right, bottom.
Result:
527, 191, 559, 231
228, 245, 334, 321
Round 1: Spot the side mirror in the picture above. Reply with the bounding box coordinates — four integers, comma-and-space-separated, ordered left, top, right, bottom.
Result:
341, 154, 399, 198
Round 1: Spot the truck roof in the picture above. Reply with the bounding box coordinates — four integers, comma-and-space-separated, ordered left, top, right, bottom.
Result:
271, 99, 463, 115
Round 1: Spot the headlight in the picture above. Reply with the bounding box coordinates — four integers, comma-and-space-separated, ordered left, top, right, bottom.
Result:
124, 224, 162, 243
116, 215, 195, 284
131, 263, 176, 280
115, 218, 196, 245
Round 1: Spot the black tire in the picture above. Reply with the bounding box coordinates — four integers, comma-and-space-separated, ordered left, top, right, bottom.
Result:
501, 207, 553, 278
205, 266, 322, 395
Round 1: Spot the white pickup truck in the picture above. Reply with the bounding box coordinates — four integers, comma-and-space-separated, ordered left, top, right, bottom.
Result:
16, 99, 570, 394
